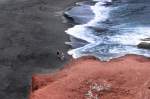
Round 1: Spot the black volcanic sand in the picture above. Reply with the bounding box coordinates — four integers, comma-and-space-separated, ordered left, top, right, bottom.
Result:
0, 0, 83, 99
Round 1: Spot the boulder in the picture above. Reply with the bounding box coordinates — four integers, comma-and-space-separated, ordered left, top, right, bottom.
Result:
138, 42, 150, 49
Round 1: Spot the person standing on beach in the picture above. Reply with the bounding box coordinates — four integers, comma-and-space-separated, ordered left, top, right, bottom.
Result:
56, 50, 65, 61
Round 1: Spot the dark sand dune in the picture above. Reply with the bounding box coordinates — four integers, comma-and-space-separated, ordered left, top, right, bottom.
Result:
0, 0, 82, 99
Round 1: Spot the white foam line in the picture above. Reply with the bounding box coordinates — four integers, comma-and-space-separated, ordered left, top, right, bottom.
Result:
93, 0, 112, 3
65, 25, 99, 43
68, 42, 100, 58
86, 1, 112, 26
65, 0, 112, 41
65, 0, 113, 58
110, 27, 150, 45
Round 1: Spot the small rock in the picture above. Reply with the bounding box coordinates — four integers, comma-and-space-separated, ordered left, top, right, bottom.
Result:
141, 38, 150, 41
138, 42, 150, 49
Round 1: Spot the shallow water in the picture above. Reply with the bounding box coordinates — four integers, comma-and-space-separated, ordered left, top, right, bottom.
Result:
65, 0, 150, 61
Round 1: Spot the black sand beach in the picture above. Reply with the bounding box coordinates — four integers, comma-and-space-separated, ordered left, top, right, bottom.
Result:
0, 0, 82, 99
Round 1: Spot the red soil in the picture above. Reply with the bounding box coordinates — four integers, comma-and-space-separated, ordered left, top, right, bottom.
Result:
29, 55, 150, 99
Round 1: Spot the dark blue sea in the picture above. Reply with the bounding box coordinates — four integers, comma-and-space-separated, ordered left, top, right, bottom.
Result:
65, 0, 150, 61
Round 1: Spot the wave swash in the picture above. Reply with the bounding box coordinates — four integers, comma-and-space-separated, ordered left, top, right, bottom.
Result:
65, 0, 150, 61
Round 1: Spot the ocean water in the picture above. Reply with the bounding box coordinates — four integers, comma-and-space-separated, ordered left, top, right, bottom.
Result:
65, 0, 150, 61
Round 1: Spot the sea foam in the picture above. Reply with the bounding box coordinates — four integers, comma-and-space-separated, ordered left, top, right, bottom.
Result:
65, 0, 113, 59
65, 0, 150, 60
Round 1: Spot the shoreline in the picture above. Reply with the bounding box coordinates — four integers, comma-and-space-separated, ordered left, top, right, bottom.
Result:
28, 0, 150, 99
29, 54, 150, 99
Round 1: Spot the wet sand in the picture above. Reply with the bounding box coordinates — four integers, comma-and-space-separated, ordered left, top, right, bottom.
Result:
0, 0, 83, 99
29, 55, 150, 99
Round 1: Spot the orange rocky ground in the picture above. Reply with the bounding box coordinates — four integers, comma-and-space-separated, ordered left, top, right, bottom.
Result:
29, 55, 150, 99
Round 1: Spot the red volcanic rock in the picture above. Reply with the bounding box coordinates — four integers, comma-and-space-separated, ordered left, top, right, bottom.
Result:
29, 55, 150, 99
